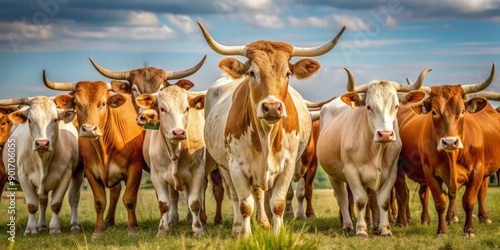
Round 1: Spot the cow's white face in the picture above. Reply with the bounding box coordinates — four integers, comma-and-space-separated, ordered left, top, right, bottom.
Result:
341, 81, 426, 143
157, 86, 190, 143
9, 97, 76, 151
364, 82, 400, 142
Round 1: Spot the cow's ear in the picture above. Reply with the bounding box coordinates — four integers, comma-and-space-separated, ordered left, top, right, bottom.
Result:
219, 57, 247, 78
58, 110, 77, 124
189, 95, 205, 110
107, 94, 127, 108
465, 97, 488, 113
341, 92, 365, 107
54, 94, 75, 109
399, 91, 427, 105
111, 80, 132, 94
410, 98, 431, 114
175, 79, 195, 90
290, 59, 321, 80
9, 110, 28, 124
136, 94, 157, 109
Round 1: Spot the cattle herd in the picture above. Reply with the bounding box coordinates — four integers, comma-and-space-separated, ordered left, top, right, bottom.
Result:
0, 22, 499, 240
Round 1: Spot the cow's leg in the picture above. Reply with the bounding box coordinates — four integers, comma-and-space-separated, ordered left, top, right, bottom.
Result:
423, 165, 448, 236
368, 189, 380, 234
419, 184, 432, 225
253, 187, 270, 230
389, 186, 397, 223
344, 170, 369, 238
218, 166, 242, 236
268, 160, 295, 236
105, 184, 121, 227
19, 175, 39, 235
375, 160, 398, 237
48, 172, 72, 234
477, 177, 491, 224
85, 169, 107, 238
395, 169, 409, 227
284, 184, 294, 218
68, 162, 84, 232
211, 169, 224, 225
168, 187, 180, 226
37, 193, 49, 232
122, 164, 141, 235
296, 177, 306, 219
329, 176, 354, 233
187, 167, 205, 237
150, 168, 171, 236
462, 167, 484, 238
229, 165, 253, 237
304, 163, 317, 218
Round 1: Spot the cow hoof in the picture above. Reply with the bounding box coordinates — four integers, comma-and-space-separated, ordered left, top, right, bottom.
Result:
193, 230, 204, 237
436, 233, 448, 238
70, 223, 82, 233
50, 228, 61, 235
453, 216, 459, 223
379, 232, 392, 237
24, 229, 38, 236
37, 224, 48, 231
168, 219, 179, 227
295, 213, 306, 219
465, 233, 475, 238
356, 232, 368, 238
343, 227, 353, 233
306, 214, 317, 219
156, 229, 168, 237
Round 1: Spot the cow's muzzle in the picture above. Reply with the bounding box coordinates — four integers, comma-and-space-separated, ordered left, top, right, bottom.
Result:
168, 129, 187, 143
438, 137, 463, 151
34, 139, 50, 151
375, 130, 395, 143
259, 102, 286, 123
79, 124, 102, 140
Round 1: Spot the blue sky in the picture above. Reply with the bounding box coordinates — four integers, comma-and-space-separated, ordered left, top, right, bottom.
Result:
0, 0, 499, 102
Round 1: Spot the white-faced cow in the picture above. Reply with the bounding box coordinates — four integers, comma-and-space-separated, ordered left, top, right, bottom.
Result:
198, 21, 345, 236
0, 97, 82, 235
316, 68, 429, 237
135, 83, 206, 236
42, 71, 145, 238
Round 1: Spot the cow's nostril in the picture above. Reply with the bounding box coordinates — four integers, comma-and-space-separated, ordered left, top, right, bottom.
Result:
263, 104, 269, 113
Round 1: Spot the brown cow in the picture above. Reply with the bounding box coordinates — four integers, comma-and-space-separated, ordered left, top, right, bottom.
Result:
397, 64, 497, 237
89, 56, 222, 225
43, 71, 145, 238
0, 106, 18, 200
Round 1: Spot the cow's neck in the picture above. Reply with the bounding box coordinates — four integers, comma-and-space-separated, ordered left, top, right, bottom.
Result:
101, 103, 143, 154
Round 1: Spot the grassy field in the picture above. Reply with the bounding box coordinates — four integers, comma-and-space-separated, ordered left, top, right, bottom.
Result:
0, 180, 499, 250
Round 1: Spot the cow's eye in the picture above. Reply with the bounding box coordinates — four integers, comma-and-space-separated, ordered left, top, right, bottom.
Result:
249, 71, 255, 78
28, 119, 31, 123
286, 71, 292, 78
461, 109, 465, 115
1, 122, 5, 128
431, 110, 437, 116
53, 118, 58, 123
395, 105, 399, 110
367, 105, 372, 111
160, 107, 166, 113
185, 107, 189, 113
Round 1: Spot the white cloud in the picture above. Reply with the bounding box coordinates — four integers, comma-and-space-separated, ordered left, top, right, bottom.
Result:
164, 14, 197, 33
0, 21, 52, 41
242, 14, 284, 29
128, 11, 161, 26
64, 25, 176, 40
241, 0, 272, 9
288, 14, 397, 31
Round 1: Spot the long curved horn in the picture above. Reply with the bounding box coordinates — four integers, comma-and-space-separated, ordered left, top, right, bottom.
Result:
197, 21, 247, 56
43, 70, 76, 91
466, 91, 500, 101
345, 68, 368, 92
89, 57, 130, 80
292, 26, 346, 57
393, 68, 432, 92
0, 97, 31, 106
304, 96, 336, 108
462, 63, 495, 94
164, 55, 207, 80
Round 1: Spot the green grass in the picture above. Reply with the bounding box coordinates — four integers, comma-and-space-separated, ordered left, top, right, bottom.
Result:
1, 180, 499, 249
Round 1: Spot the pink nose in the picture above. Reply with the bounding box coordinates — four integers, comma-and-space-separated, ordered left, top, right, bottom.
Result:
261, 102, 283, 119
441, 138, 460, 149
377, 130, 395, 142
171, 129, 186, 140
35, 139, 49, 151
82, 125, 97, 132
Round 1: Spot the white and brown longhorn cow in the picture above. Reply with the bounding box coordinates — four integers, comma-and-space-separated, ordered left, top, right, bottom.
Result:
1, 97, 82, 235
198, 21, 345, 236
316, 68, 429, 237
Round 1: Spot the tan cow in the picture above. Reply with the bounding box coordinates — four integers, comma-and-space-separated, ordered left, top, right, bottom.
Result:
316, 68, 428, 237
43, 71, 145, 238
0, 97, 82, 235
0, 106, 18, 199
198, 21, 345, 236
135, 84, 206, 236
